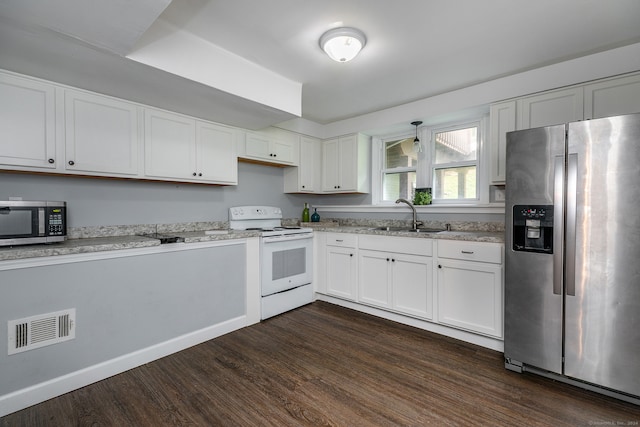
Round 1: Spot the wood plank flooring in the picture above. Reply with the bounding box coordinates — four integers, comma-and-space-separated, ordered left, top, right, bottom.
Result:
2, 301, 639, 426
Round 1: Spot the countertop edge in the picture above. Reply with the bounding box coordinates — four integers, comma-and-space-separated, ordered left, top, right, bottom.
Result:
0, 227, 503, 262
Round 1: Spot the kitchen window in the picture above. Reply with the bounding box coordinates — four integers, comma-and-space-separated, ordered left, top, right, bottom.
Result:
373, 115, 487, 205
431, 123, 479, 201
380, 137, 417, 202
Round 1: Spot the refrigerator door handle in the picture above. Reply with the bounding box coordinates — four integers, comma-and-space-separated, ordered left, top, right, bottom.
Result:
565, 153, 578, 297
553, 156, 565, 295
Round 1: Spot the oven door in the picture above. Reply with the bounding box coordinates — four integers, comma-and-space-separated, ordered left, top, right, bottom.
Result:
261, 233, 313, 296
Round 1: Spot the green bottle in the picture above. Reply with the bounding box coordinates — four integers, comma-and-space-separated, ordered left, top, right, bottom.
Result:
302, 202, 310, 222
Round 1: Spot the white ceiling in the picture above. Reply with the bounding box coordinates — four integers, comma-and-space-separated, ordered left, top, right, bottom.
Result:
1, 0, 640, 129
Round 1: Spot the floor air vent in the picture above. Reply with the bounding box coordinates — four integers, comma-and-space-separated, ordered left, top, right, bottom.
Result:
8, 309, 76, 355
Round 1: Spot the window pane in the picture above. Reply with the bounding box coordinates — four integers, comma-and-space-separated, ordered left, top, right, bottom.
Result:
434, 127, 477, 164
385, 138, 416, 169
434, 166, 477, 199
383, 171, 416, 201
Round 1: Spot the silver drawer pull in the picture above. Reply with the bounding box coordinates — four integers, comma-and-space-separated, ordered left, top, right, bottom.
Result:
335, 239, 344, 242
461, 250, 474, 254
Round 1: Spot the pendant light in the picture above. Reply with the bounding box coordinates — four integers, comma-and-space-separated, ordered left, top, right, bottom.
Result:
319, 27, 367, 62
412, 121, 423, 153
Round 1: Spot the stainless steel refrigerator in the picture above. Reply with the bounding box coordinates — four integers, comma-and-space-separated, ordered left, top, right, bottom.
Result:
504, 113, 640, 403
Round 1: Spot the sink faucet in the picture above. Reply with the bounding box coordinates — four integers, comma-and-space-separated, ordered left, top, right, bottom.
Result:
395, 198, 422, 230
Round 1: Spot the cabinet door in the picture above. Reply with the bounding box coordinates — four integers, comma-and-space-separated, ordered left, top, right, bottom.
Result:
284, 135, 320, 193
65, 90, 139, 176
321, 138, 340, 191
517, 87, 583, 129
584, 73, 640, 120
337, 135, 358, 191
358, 250, 391, 308
245, 132, 271, 160
196, 121, 237, 184
299, 136, 319, 191
144, 109, 196, 180
271, 139, 294, 164
489, 101, 516, 184
437, 259, 503, 338
392, 253, 433, 319
326, 245, 357, 300
0, 74, 56, 169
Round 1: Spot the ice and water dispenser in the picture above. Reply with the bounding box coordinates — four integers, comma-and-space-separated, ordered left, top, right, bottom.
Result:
512, 205, 554, 253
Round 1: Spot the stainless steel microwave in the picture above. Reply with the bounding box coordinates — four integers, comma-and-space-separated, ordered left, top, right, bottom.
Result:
0, 201, 67, 246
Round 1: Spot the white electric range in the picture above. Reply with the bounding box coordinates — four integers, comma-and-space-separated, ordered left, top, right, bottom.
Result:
229, 206, 314, 319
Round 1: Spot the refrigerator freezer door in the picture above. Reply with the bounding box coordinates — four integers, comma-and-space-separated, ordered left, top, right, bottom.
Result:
564, 114, 640, 397
504, 125, 566, 374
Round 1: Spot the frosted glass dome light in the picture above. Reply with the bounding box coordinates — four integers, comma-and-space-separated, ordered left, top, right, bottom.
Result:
319, 27, 366, 62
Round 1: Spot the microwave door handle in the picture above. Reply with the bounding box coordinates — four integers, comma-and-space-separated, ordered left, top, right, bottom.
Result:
38, 208, 45, 235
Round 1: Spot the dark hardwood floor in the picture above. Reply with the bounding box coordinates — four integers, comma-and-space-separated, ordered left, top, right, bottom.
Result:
2, 301, 639, 426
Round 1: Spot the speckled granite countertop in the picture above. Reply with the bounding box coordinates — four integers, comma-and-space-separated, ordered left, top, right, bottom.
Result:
300, 218, 504, 244
0, 228, 259, 262
311, 226, 504, 243
0, 218, 504, 262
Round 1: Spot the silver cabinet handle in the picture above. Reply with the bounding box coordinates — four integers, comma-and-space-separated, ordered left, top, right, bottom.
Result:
335, 239, 343, 242
461, 250, 474, 254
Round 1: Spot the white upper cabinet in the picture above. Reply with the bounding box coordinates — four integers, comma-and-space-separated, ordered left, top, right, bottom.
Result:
489, 72, 640, 184
584, 73, 640, 120
144, 108, 197, 181
489, 101, 516, 184
241, 129, 297, 166
144, 108, 237, 184
196, 121, 238, 185
516, 87, 584, 129
321, 133, 370, 193
65, 90, 139, 176
284, 135, 321, 193
0, 73, 56, 169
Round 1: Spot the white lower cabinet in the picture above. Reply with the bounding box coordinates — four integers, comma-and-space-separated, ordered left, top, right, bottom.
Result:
318, 232, 504, 343
358, 235, 433, 319
436, 240, 504, 338
324, 233, 358, 301
359, 250, 433, 319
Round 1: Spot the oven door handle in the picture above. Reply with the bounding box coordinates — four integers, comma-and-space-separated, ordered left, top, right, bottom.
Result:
262, 234, 313, 243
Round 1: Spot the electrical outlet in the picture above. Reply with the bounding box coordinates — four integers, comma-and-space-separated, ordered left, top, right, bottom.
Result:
494, 188, 505, 202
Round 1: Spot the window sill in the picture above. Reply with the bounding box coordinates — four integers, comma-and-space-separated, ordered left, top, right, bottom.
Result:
313, 203, 505, 215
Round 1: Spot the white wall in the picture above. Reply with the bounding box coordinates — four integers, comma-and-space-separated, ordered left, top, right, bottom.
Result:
1, 164, 317, 227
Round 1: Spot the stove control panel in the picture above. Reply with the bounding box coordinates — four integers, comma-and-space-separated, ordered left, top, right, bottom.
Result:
229, 206, 282, 221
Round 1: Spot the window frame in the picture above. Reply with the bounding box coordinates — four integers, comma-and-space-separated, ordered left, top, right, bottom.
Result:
430, 120, 481, 203
372, 114, 489, 206
373, 131, 419, 205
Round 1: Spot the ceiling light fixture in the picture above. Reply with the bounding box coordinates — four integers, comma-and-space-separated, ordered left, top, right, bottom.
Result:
412, 121, 423, 153
319, 27, 367, 62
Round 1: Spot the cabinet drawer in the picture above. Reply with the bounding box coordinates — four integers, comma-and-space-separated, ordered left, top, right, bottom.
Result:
437, 240, 503, 264
359, 235, 433, 256
325, 233, 357, 248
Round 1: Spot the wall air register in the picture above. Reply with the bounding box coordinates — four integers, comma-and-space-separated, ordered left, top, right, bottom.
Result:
8, 309, 76, 355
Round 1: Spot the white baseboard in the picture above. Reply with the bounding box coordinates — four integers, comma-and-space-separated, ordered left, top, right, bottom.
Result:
316, 294, 504, 352
0, 315, 248, 417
